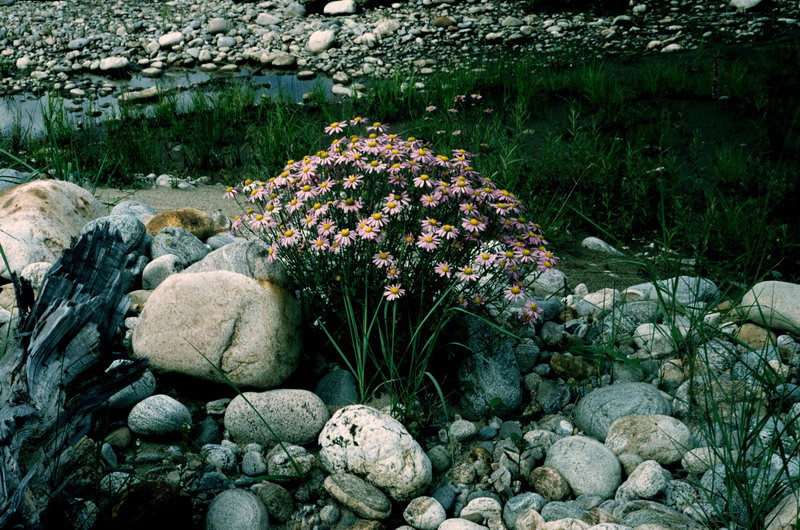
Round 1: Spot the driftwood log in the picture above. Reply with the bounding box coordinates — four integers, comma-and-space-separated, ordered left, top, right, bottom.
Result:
0, 225, 147, 528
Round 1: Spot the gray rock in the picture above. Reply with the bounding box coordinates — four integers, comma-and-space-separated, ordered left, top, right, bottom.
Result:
614, 500, 701, 528
536, 380, 572, 415
314, 368, 358, 411
540, 501, 586, 522
151, 227, 209, 265
224, 389, 330, 445
82, 214, 146, 254
323, 473, 392, 520
324, 0, 357, 15
624, 276, 720, 309
206, 489, 269, 530
183, 239, 290, 290
438, 519, 488, 530
582, 236, 624, 256
528, 268, 569, 298
625, 460, 668, 498
202, 444, 238, 472
217, 36, 237, 48
732, 346, 781, 382
20, 262, 51, 290
449, 419, 478, 442
158, 31, 184, 47
205, 234, 237, 250
253, 481, 294, 523
142, 254, 185, 290
573, 382, 671, 441
544, 436, 622, 498
107, 359, 156, 408
110, 200, 157, 221
308, 29, 336, 53
460, 496, 502, 520
242, 451, 267, 476
458, 317, 521, 419
0, 168, 30, 193
431, 483, 458, 513
503, 492, 546, 528
128, 394, 191, 436
266, 444, 315, 477
207, 17, 231, 34
403, 496, 446, 530
99, 57, 129, 70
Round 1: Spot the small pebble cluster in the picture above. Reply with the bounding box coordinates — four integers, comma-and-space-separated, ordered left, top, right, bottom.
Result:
2, 178, 800, 529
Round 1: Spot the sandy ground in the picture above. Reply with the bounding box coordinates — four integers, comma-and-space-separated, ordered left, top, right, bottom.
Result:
93, 184, 243, 218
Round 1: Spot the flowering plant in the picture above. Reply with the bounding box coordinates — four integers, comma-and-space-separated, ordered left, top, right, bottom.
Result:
227, 115, 557, 408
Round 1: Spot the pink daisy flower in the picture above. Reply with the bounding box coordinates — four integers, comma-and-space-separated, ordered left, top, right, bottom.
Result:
279, 228, 300, 247
317, 219, 337, 236
456, 266, 478, 282
265, 244, 278, 263
383, 284, 405, 301
386, 266, 400, 279
349, 116, 367, 125
462, 217, 487, 233
475, 250, 495, 266
425, 105, 437, 112
357, 224, 380, 241
372, 251, 394, 268
223, 186, 238, 199
324, 121, 346, 135
434, 262, 452, 278
334, 228, 355, 247
413, 173, 434, 188
339, 197, 363, 213
383, 200, 402, 215
421, 193, 442, 207
504, 284, 525, 301
309, 237, 330, 252
416, 233, 441, 251
366, 122, 389, 133
437, 224, 459, 239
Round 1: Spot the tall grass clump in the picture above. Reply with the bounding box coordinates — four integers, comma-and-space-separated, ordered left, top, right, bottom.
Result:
227, 116, 558, 417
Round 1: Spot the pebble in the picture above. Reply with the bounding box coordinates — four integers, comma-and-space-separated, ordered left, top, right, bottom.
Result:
403, 496, 447, 529
206, 489, 269, 530
323, 472, 392, 520
127, 394, 192, 436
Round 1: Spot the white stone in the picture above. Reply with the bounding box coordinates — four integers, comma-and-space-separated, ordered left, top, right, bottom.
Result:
403, 497, 446, 530
605, 415, 691, 465
131, 271, 302, 388
0, 180, 105, 280
374, 19, 400, 37
99, 57, 129, 70
308, 29, 336, 53
318, 405, 431, 501
661, 43, 683, 53
739, 281, 800, 332
158, 31, 184, 47
544, 436, 621, 498
128, 394, 191, 436
633, 323, 677, 357
324, 0, 356, 15
256, 13, 281, 26
206, 489, 269, 530
528, 268, 569, 298
15, 56, 31, 70
438, 520, 488, 530
581, 236, 624, 256
20, 262, 51, 290
730, 0, 762, 10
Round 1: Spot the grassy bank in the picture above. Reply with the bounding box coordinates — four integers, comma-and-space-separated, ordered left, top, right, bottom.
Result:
2, 37, 799, 287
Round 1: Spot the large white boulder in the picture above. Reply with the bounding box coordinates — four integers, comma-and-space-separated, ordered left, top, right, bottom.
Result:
308, 29, 336, 53
318, 405, 431, 501
739, 281, 800, 332
0, 179, 105, 280
131, 271, 301, 388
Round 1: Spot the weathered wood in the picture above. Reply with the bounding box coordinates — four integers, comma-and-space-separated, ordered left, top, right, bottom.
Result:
0, 225, 148, 528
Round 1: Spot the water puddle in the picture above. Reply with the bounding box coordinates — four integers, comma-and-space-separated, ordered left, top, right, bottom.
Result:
0, 69, 334, 138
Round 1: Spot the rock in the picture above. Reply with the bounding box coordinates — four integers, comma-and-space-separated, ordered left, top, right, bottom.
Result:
529, 269, 569, 298
536, 380, 572, 415
623, 276, 719, 309
253, 481, 294, 523
735, 322, 776, 349
614, 500, 699, 528
120, 206, 155, 232
256, 13, 281, 25
318, 405, 431, 501
128, 394, 191, 436
266, 443, 315, 477
150, 227, 209, 265
581, 237, 624, 256
20, 262, 51, 290
605, 415, 691, 465
308, 30, 336, 53
739, 281, 800, 332
324, 0, 356, 15
0, 168, 30, 193
224, 389, 330, 445
544, 436, 621, 498
206, 489, 269, 530
131, 271, 301, 388
183, 239, 290, 290
107, 360, 156, 408
432, 16, 455, 28
82, 215, 147, 254
217, 36, 236, 48
201, 444, 237, 472
540, 501, 587, 522
314, 367, 359, 411
573, 382, 671, 441
271, 54, 297, 67
625, 460, 668, 499
439, 519, 488, 530
158, 31, 184, 47
765, 491, 799, 530
207, 17, 231, 34
145, 207, 221, 239
681, 447, 721, 475
633, 323, 678, 357
449, 419, 478, 442
403, 497, 446, 530
99, 57, 129, 70
529, 466, 570, 501
0, 180, 105, 280
731, 0, 763, 10
515, 509, 545, 530
142, 254, 185, 290
324, 473, 392, 519
458, 317, 521, 419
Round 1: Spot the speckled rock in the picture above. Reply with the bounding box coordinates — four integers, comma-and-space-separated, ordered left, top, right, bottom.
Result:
145, 207, 223, 239
318, 405, 431, 501
183, 239, 290, 290
739, 281, 800, 332
132, 271, 301, 388
403, 496, 446, 530
573, 383, 672, 441
224, 389, 330, 445
150, 226, 209, 265
82, 214, 146, 253
323, 473, 392, 520
142, 254, 185, 290
0, 179, 104, 280
605, 415, 691, 465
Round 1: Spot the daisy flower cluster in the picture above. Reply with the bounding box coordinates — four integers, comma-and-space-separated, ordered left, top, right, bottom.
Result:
226, 118, 557, 324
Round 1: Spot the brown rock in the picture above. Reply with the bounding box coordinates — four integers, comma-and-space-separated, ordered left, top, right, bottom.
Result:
0, 283, 16, 312
431, 16, 455, 28
127, 289, 152, 314
104, 427, 132, 448
145, 207, 223, 239
515, 508, 545, 530
735, 322, 776, 349
766, 491, 799, 530
550, 354, 596, 379
529, 466, 570, 501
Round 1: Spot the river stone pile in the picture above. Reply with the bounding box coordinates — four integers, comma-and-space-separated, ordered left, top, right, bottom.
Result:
1, 179, 800, 529
0, 0, 798, 100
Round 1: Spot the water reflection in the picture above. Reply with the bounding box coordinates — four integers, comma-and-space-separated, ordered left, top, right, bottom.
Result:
0, 69, 333, 137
